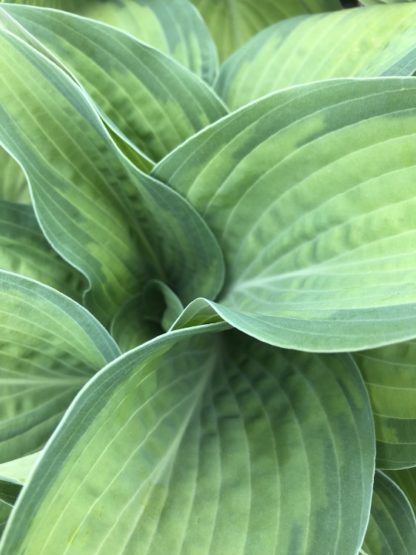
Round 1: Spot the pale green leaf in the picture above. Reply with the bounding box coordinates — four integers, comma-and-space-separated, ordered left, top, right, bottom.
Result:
1, 0, 219, 83
192, 0, 342, 62
355, 342, 416, 469
361, 471, 416, 555
0, 326, 374, 554
0, 270, 120, 463
0, 200, 84, 300
0, 453, 40, 486
0, 29, 225, 326
0, 148, 28, 203
0, 5, 227, 164
217, 5, 416, 110
155, 78, 416, 351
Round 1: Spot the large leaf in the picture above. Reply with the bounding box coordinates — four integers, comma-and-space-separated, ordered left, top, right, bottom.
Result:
0, 326, 374, 554
0, 5, 227, 164
192, 0, 342, 62
355, 341, 416, 469
0, 29, 225, 326
0, 201, 84, 299
155, 78, 416, 352
0, 148, 28, 203
1, 0, 218, 83
0, 270, 120, 463
361, 471, 416, 554
217, 5, 416, 110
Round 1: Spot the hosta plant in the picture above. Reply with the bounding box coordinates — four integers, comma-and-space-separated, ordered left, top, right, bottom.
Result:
1, 0, 416, 553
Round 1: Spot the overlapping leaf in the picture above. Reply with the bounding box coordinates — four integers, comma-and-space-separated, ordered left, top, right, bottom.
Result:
155, 77, 416, 351
0, 326, 374, 554
361, 472, 416, 554
0, 5, 227, 164
0, 482, 20, 537
217, 4, 416, 110
192, 0, 342, 62
386, 468, 416, 513
0, 201, 84, 299
0, 453, 40, 486
0, 29, 225, 326
355, 341, 416, 469
1, 0, 218, 82
0, 270, 120, 463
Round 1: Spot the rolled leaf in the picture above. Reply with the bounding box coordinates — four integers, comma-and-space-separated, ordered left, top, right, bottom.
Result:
0, 5, 227, 164
155, 78, 416, 351
217, 5, 416, 110
0, 270, 120, 462
192, 0, 342, 62
355, 341, 416, 469
361, 471, 416, 554
0, 327, 374, 554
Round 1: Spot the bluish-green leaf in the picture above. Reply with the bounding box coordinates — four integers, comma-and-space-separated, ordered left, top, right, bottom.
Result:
0, 29, 225, 326
0, 270, 120, 463
0, 5, 227, 164
192, 0, 342, 62
217, 5, 416, 110
1, 0, 219, 83
0, 327, 374, 554
355, 341, 416, 469
361, 471, 416, 555
386, 468, 416, 514
155, 78, 416, 352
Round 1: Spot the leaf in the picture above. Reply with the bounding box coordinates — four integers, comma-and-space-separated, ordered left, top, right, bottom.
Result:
155, 77, 416, 352
0, 29, 225, 326
0, 148, 28, 203
0, 453, 40, 486
355, 342, 416, 469
386, 468, 416, 513
0, 270, 120, 463
0, 482, 20, 537
0, 200, 84, 300
0, 326, 374, 554
192, 0, 342, 62
0, 5, 227, 164
361, 471, 416, 555
361, 1, 413, 4
217, 5, 416, 110
1, 0, 219, 83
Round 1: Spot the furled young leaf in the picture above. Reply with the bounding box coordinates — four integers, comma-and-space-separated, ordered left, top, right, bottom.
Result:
217, 5, 416, 110
0, 148, 28, 204
1, 0, 218, 83
155, 77, 416, 352
355, 341, 416, 469
0, 327, 374, 554
192, 0, 342, 62
0, 201, 84, 300
0, 270, 120, 463
386, 468, 416, 513
0, 5, 227, 165
361, 472, 416, 555
0, 29, 225, 326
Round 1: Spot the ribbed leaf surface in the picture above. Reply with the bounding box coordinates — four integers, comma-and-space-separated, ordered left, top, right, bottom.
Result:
155, 78, 416, 351
0, 30, 225, 325
362, 472, 416, 555
386, 468, 416, 513
355, 342, 416, 469
0, 327, 374, 554
192, 0, 342, 62
0, 5, 226, 164
0, 270, 120, 463
217, 5, 416, 110
0, 149, 28, 203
